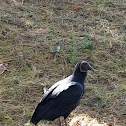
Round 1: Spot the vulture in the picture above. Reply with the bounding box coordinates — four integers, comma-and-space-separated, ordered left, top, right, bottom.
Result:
31, 61, 94, 126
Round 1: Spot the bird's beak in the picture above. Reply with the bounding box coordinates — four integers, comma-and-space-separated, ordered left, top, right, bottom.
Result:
91, 67, 95, 72
88, 64, 95, 72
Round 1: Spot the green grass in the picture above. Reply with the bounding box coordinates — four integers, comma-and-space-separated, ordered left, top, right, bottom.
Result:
0, 0, 126, 126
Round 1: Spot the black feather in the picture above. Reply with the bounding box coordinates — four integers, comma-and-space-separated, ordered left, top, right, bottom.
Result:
30, 61, 94, 125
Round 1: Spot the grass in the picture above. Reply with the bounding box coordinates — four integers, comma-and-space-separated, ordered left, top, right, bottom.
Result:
0, 0, 126, 126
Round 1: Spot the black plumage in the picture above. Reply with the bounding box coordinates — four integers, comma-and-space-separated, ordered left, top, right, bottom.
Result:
30, 61, 94, 126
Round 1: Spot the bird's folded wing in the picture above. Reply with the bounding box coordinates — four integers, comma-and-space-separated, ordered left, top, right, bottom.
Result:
40, 81, 83, 104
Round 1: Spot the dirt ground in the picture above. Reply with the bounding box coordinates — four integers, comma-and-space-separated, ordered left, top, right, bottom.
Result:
0, 0, 126, 126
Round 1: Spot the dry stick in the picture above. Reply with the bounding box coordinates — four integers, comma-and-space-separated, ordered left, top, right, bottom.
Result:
113, 117, 116, 126
21, 0, 25, 5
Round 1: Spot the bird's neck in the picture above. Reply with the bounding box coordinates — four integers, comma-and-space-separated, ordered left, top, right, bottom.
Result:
72, 66, 87, 83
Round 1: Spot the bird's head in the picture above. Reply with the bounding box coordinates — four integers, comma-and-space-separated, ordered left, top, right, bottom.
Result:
73, 61, 94, 81
79, 61, 95, 72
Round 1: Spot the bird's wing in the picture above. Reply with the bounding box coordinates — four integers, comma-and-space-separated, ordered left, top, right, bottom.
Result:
50, 81, 81, 98
40, 77, 71, 103
40, 75, 82, 103
40, 82, 60, 102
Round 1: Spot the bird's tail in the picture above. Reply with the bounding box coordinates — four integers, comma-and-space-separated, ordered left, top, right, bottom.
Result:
30, 103, 46, 125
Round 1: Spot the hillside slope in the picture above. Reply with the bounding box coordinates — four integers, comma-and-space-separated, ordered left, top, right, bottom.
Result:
0, 0, 126, 126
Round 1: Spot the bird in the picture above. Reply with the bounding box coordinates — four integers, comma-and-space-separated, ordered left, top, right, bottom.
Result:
30, 61, 94, 126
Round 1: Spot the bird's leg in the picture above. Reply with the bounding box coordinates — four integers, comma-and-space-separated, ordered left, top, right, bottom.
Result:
58, 117, 62, 126
64, 118, 68, 126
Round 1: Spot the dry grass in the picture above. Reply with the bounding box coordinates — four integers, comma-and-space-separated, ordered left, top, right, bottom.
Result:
69, 114, 108, 126
0, 0, 126, 126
